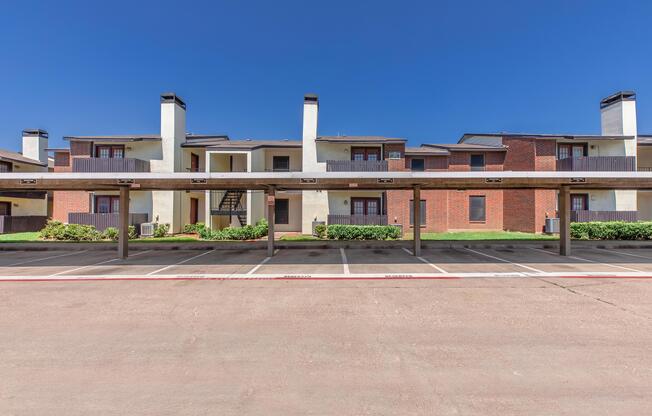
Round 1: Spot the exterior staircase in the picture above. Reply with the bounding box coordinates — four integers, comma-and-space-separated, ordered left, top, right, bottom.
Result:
218, 190, 246, 226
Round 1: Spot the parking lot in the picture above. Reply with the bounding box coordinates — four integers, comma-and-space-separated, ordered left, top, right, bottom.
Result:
2, 246, 652, 414
2, 246, 652, 280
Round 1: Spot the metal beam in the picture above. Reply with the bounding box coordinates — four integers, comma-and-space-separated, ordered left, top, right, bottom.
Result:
559, 185, 571, 256
3, 171, 652, 192
267, 186, 275, 257
118, 185, 130, 259
413, 185, 421, 257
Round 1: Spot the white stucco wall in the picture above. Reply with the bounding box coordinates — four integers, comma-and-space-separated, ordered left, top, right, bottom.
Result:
265, 191, 302, 232
580, 190, 637, 212
327, 191, 384, 215
22, 135, 48, 165
0, 196, 47, 216
264, 148, 302, 171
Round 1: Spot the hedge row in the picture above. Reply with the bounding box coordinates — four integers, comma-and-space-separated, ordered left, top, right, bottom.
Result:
198, 219, 268, 240
571, 221, 652, 240
40, 220, 138, 241
323, 224, 401, 240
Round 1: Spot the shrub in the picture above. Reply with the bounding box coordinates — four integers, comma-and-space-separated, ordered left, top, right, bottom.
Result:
40, 221, 102, 241
128, 225, 138, 240
199, 219, 268, 241
153, 223, 170, 238
326, 224, 402, 240
314, 224, 327, 239
183, 222, 206, 234
570, 221, 652, 240
103, 227, 119, 241
40, 220, 66, 240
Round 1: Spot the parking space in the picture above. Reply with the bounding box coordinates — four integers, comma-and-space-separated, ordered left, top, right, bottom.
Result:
1, 246, 652, 279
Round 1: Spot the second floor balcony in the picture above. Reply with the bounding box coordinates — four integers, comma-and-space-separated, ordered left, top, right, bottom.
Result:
556, 156, 636, 172
326, 160, 388, 172
73, 157, 150, 173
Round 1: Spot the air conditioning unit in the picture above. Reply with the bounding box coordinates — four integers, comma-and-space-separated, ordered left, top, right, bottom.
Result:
140, 223, 155, 237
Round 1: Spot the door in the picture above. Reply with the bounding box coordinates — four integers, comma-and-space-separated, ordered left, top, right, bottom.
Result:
96, 145, 125, 158
191, 153, 200, 172
190, 198, 199, 224
275, 199, 289, 224
0, 202, 11, 216
558, 143, 587, 159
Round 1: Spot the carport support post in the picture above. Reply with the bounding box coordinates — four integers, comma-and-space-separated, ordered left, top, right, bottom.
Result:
267, 186, 275, 257
413, 185, 421, 257
559, 185, 571, 256
118, 185, 130, 259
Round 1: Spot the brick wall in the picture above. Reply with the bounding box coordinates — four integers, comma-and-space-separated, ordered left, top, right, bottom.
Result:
387, 189, 448, 233
447, 190, 503, 230
52, 150, 90, 223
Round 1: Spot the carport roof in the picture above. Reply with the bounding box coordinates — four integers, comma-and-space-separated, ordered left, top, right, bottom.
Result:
3, 171, 652, 192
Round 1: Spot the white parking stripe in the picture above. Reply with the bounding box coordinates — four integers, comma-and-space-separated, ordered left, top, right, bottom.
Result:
147, 250, 215, 275
340, 248, 350, 275
48, 250, 152, 277
7, 250, 88, 267
246, 249, 279, 275
530, 247, 644, 273
465, 247, 545, 274
402, 248, 448, 273
599, 249, 652, 260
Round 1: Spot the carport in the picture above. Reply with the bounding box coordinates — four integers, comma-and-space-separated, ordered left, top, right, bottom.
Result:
1, 171, 651, 259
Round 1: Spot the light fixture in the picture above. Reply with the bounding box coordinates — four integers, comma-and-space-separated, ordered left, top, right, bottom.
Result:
343, 199, 348, 206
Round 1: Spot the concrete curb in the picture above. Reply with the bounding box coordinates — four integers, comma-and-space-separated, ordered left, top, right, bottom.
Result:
1, 239, 652, 251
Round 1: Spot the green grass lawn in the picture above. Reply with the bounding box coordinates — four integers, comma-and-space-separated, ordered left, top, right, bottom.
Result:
0, 232, 41, 242
409, 231, 558, 241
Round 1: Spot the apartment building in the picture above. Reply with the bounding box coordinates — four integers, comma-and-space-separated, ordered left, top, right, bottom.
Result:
0, 129, 50, 233
48, 90, 649, 235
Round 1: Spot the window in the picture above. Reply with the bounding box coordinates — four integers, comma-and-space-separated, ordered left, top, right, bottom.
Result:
469, 196, 486, 222
351, 147, 381, 161
470, 154, 485, 171
95, 145, 125, 159
411, 158, 425, 171
388, 151, 401, 160
571, 194, 588, 211
272, 156, 290, 172
0, 161, 12, 172
275, 199, 289, 224
409, 200, 426, 226
351, 198, 381, 216
95, 196, 120, 214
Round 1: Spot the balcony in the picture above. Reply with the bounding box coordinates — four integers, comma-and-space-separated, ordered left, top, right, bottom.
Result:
327, 214, 388, 225
68, 213, 149, 232
326, 160, 388, 172
556, 156, 636, 172
73, 157, 150, 173
0, 215, 47, 234
570, 210, 638, 222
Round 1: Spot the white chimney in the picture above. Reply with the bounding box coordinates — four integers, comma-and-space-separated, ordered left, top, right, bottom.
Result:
160, 92, 186, 172
21, 129, 48, 164
302, 94, 319, 172
600, 91, 637, 157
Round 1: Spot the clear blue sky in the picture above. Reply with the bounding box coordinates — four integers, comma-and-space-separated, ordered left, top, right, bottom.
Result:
1, 0, 651, 152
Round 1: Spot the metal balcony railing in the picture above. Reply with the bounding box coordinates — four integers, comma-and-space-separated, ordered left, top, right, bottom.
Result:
556, 156, 636, 172
570, 210, 638, 222
73, 158, 150, 173
68, 213, 149, 231
327, 214, 388, 225
326, 160, 388, 172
